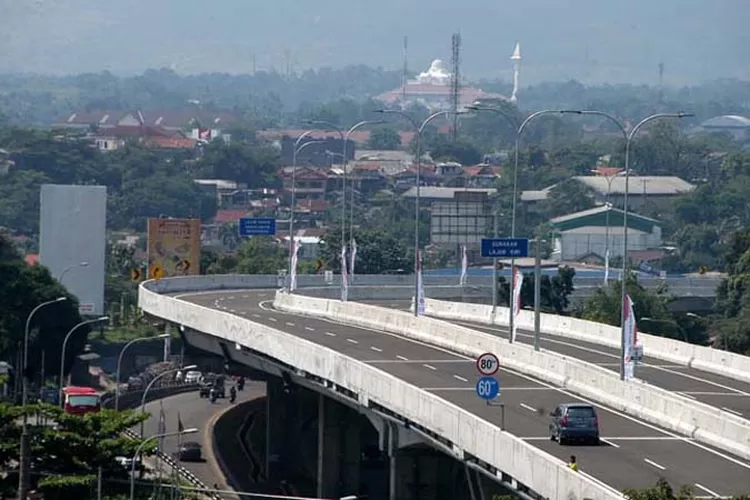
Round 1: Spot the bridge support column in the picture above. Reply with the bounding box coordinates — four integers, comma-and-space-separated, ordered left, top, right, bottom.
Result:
388, 423, 398, 500
340, 416, 362, 495
265, 377, 287, 485
316, 394, 342, 498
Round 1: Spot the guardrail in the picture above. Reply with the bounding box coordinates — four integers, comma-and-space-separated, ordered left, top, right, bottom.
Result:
421, 298, 750, 386
139, 277, 621, 500
274, 291, 750, 463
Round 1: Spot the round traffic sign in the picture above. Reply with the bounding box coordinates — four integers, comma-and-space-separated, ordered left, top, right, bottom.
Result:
476, 352, 499, 376
475, 376, 500, 400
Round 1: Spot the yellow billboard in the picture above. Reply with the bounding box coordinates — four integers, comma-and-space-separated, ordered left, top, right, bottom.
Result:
147, 218, 201, 279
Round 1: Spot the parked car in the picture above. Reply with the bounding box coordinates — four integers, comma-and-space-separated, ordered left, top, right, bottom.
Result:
549, 403, 600, 445
198, 374, 225, 398
126, 376, 144, 391
175, 441, 202, 462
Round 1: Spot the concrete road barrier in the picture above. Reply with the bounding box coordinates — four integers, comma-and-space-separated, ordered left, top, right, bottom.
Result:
274, 291, 750, 462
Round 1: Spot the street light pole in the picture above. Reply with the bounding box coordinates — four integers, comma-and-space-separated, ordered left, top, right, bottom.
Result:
466, 105, 518, 322
287, 139, 324, 291
305, 121, 345, 249
18, 296, 67, 500
59, 316, 109, 406
344, 120, 385, 246
376, 109, 461, 317
115, 333, 170, 410
58, 261, 89, 285
139, 365, 197, 437
130, 428, 198, 500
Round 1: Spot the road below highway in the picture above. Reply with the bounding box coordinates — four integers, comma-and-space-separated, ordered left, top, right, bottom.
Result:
359, 299, 750, 418
169, 289, 750, 498
139, 384, 265, 491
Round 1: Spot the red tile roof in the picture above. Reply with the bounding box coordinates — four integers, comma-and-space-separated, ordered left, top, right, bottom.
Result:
296, 199, 328, 212
593, 167, 623, 177
24, 254, 39, 266
214, 210, 247, 224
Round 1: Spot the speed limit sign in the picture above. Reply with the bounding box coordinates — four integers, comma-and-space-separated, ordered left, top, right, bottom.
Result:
476, 352, 499, 376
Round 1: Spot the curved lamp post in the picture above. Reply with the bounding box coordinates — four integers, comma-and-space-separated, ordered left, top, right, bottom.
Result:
375, 109, 463, 316
139, 364, 197, 437
19, 296, 67, 500
58, 261, 89, 285
572, 110, 693, 380
59, 316, 109, 406
115, 333, 170, 410
288, 138, 325, 290
129, 428, 198, 500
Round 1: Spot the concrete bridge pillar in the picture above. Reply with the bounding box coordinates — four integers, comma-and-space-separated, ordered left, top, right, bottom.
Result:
316, 393, 343, 498
265, 377, 287, 485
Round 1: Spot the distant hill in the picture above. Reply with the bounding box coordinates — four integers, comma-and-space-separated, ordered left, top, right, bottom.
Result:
2, 0, 749, 84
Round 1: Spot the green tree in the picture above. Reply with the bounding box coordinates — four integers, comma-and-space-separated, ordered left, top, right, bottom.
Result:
495, 266, 576, 314
235, 237, 286, 274
541, 178, 597, 219
0, 231, 87, 384
580, 278, 671, 327
366, 127, 402, 150
318, 227, 412, 274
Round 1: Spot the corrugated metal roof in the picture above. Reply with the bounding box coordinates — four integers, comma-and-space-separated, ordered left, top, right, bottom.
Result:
573, 176, 694, 195
402, 187, 497, 199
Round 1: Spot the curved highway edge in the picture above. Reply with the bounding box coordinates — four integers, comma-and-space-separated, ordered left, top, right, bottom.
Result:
139, 277, 623, 500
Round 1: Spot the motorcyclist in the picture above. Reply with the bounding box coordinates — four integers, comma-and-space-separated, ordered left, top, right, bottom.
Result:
209, 386, 217, 403
229, 385, 237, 403
237, 376, 245, 391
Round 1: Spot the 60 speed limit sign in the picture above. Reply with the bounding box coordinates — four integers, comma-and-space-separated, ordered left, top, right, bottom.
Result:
476, 352, 499, 376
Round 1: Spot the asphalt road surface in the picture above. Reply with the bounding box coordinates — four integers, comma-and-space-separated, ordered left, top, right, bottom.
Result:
167, 289, 750, 498
139, 384, 265, 490
358, 299, 750, 418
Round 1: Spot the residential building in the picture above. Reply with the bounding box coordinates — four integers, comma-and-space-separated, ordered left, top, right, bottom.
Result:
694, 115, 750, 142
572, 175, 695, 212
54, 109, 239, 132
280, 166, 331, 201
401, 186, 496, 206
391, 165, 439, 191
549, 206, 662, 262
348, 163, 388, 195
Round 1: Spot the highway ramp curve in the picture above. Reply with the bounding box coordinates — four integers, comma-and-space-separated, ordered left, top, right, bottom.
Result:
140, 386, 265, 491
169, 289, 750, 498
357, 299, 750, 418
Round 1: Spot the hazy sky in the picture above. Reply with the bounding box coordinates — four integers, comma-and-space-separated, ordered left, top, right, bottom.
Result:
2, 0, 749, 84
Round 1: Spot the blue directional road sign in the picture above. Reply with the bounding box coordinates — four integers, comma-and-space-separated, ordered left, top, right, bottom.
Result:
481, 238, 529, 258
238, 217, 277, 237
475, 376, 500, 401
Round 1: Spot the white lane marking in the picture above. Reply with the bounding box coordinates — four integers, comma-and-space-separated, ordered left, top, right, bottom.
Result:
264, 295, 750, 471
365, 359, 470, 364
453, 375, 468, 382
268, 317, 277, 322
721, 407, 743, 416
519, 403, 537, 413
257, 293, 266, 297
305, 326, 315, 332
230, 309, 236, 313
694, 483, 722, 498
599, 438, 620, 448
241, 295, 249, 299
396, 355, 409, 361
520, 436, 685, 441
423, 364, 437, 371
370, 346, 383, 353
679, 392, 697, 399
325, 332, 337, 337
423, 387, 473, 391
228, 296, 235, 300
455, 320, 750, 396
252, 314, 260, 318
683, 391, 748, 396
644, 458, 666, 471
347, 339, 359, 344
285, 322, 295, 327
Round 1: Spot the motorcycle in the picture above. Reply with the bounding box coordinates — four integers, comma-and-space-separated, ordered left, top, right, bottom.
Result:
210, 389, 217, 403
229, 387, 237, 403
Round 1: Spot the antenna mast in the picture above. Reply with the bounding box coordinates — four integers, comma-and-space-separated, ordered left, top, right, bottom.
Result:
657, 61, 665, 104
450, 32, 461, 141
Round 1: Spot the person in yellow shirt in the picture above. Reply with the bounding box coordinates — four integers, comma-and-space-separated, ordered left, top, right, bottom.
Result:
568, 455, 579, 472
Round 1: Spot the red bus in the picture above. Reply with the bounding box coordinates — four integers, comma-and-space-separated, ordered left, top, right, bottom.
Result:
62, 386, 101, 415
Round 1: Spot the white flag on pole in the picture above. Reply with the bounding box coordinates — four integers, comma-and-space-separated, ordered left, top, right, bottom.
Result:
460, 245, 468, 285
340, 244, 348, 302
511, 266, 524, 342
350, 239, 357, 284
416, 250, 425, 316
604, 248, 610, 284
290, 238, 299, 291
623, 293, 637, 380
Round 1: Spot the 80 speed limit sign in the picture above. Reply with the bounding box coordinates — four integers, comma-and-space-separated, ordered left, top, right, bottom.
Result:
476, 352, 499, 376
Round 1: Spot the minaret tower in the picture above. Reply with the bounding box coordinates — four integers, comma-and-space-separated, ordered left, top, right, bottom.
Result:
510, 42, 521, 103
